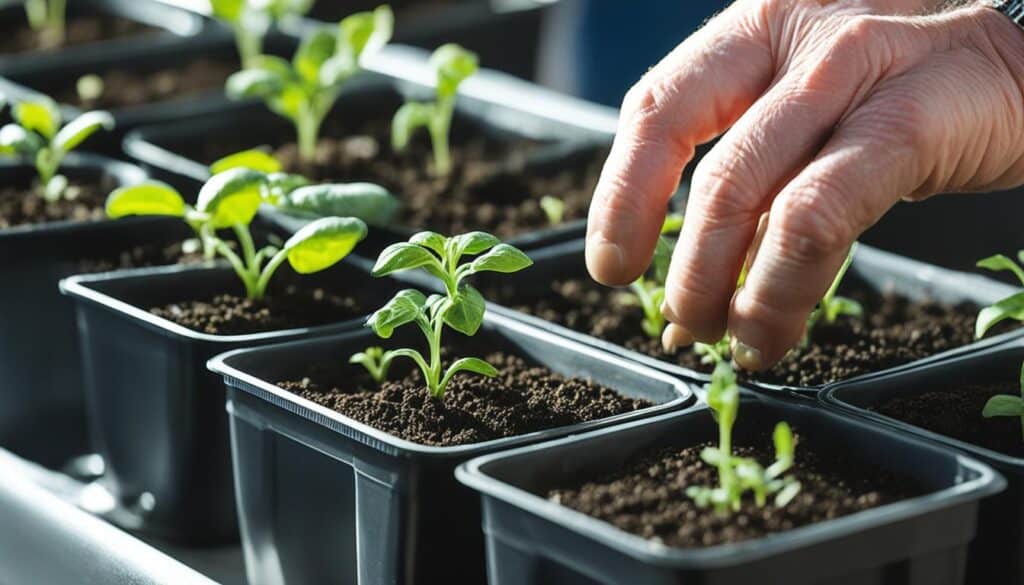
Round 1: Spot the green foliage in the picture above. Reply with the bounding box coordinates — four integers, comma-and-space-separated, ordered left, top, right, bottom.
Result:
105, 169, 367, 299
211, 0, 316, 68
685, 361, 801, 513
981, 361, 1024, 441
539, 195, 565, 226
349, 346, 394, 383
391, 43, 478, 176
975, 252, 1024, 441
24, 0, 65, 46
804, 244, 862, 343
629, 213, 683, 339
356, 231, 532, 398
0, 96, 113, 201
226, 5, 393, 162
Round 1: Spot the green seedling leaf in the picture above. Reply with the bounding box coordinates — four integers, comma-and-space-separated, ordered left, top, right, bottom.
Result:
0, 124, 43, 155
210, 0, 245, 22
431, 43, 478, 98
539, 195, 565, 225
443, 284, 485, 336
373, 242, 440, 276
293, 28, 338, 84
465, 243, 533, 276
210, 149, 282, 174
652, 235, 674, 284
451, 231, 500, 258
439, 357, 497, 393
661, 213, 684, 235
367, 288, 426, 338
282, 182, 398, 225
226, 68, 287, 100
105, 182, 187, 218
976, 291, 1024, 339
390, 102, 433, 151
14, 99, 60, 139
409, 231, 446, 255
54, 110, 114, 152
982, 395, 1024, 418
282, 216, 367, 273
978, 254, 1024, 286
196, 167, 267, 228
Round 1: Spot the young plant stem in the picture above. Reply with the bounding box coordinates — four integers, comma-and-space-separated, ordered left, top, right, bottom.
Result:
295, 108, 323, 164
429, 96, 454, 175
629, 278, 664, 339
234, 24, 262, 69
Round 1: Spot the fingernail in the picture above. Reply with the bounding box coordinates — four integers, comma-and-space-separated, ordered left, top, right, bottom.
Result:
730, 337, 765, 371
586, 235, 625, 284
661, 323, 694, 353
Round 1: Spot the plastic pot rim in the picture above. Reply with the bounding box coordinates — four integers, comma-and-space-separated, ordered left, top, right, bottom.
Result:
210, 310, 696, 459
455, 396, 1006, 570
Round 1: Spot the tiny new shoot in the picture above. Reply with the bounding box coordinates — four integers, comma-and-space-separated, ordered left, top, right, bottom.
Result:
24, 0, 66, 46
974, 251, 1024, 440
391, 43, 478, 176
105, 168, 368, 299
804, 243, 863, 340
981, 362, 1024, 441
357, 231, 533, 398
630, 213, 682, 339
211, 0, 315, 69
349, 346, 394, 383
227, 5, 393, 162
686, 358, 801, 513
539, 195, 565, 226
0, 97, 113, 201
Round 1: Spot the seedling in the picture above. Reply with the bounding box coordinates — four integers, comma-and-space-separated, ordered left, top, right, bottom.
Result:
539, 195, 565, 225
629, 213, 683, 339
211, 0, 315, 69
686, 358, 801, 513
805, 244, 862, 338
974, 251, 1024, 440
349, 346, 394, 383
105, 168, 368, 299
226, 6, 393, 162
980, 362, 1024, 441
356, 231, 533, 398
0, 97, 113, 200
391, 43, 478, 176
24, 0, 65, 46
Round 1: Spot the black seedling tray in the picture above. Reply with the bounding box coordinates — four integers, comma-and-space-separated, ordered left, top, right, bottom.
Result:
58, 261, 400, 545
208, 311, 695, 585
456, 238, 1024, 395
0, 153, 190, 469
0, 0, 204, 76
457, 392, 1004, 585
823, 341, 1024, 583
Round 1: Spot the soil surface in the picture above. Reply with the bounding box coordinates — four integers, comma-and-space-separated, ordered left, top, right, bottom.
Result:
185, 116, 603, 239
0, 176, 112, 229
280, 351, 651, 446
548, 433, 920, 548
490, 278, 987, 387
77, 240, 207, 274
150, 286, 365, 335
53, 58, 236, 110
878, 382, 1024, 458
0, 15, 155, 54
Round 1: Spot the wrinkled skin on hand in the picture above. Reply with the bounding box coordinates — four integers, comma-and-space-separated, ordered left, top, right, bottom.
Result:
586, 0, 1024, 370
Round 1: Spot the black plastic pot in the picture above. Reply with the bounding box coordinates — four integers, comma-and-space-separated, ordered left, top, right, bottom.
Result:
59, 261, 398, 545
0, 0, 204, 75
823, 342, 1024, 583
123, 50, 621, 252
456, 392, 1004, 585
467, 238, 1024, 394
0, 153, 190, 469
207, 311, 695, 585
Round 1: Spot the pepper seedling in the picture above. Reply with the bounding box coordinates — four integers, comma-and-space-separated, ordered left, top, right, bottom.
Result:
0, 97, 113, 201
105, 168, 368, 299
391, 43, 478, 176
226, 5, 393, 162
356, 231, 533, 398
686, 356, 801, 513
629, 213, 683, 339
804, 243, 862, 339
211, 0, 315, 69
349, 346, 394, 383
23, 0, 65, 46
973, 251, 1024, 440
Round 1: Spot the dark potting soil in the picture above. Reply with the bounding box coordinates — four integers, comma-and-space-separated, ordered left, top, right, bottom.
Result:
877, 382, 1024, 458
0, 14, 155, 54
53, 58, 236, 110
279, 351, 651, 446
0, 176, 112, 229
77, 240, 208, 274
149, 286, 364, 335
548, 434, 920, 548
187, 118, 603, 239
491, 278, 985, 387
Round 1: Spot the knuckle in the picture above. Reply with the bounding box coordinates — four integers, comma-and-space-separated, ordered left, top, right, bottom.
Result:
691, 162, 764, 226
774, 177, 857, 263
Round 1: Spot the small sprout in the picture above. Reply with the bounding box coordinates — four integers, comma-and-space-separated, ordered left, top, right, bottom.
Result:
76, 74, 105, 104
105, 169, 368, 299
982, 361, 1024, 441
685, 361, 801, 513
975, 251, 1024, 339
0, 97, 113, 201
356, 231, 533, 398
210, 148, 283, 175
226, 6, 393, 162
629, 213, 683, 339
539, 195, 565, 226
391, 43, 478, 176
211, 0, 315, 69
24, 0, 65, 46
349, 346, 394, 384
694, 337, 731, 365
804, 244, 862, 342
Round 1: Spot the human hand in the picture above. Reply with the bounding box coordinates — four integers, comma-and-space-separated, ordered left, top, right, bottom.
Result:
586, 0, 1024, 370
